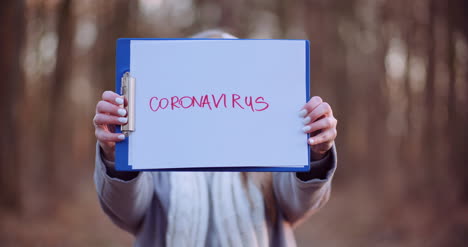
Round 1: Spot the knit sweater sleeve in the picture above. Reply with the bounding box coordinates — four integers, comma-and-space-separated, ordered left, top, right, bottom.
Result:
93, 142, 154, 235
272, 145, 337, 226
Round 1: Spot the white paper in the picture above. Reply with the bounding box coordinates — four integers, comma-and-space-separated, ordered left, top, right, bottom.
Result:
129, 39, 308, 169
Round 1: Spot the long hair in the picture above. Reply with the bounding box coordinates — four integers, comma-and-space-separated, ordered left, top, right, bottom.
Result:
191, 29, 278, 222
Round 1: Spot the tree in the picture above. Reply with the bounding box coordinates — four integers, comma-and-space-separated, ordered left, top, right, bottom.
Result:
0, 0, 25, 213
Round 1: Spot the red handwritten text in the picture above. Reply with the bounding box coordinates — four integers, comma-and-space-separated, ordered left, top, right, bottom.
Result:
149, 93, 270, 112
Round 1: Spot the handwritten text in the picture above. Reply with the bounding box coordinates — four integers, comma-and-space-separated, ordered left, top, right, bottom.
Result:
149, 93, 270, 112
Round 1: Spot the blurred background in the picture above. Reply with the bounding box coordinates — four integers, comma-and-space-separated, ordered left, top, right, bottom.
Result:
1, 0, 467, 246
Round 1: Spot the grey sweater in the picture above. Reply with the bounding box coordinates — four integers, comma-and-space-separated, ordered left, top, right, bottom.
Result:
94, 144, 337, 247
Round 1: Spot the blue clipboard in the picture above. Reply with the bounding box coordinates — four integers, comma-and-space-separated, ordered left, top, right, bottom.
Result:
115, 38, 311, 172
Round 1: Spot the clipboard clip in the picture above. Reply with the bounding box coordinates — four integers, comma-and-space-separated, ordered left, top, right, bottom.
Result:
121, 72, 135, 135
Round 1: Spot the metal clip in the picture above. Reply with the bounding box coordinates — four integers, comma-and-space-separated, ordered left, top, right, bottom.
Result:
121, 72, 135, 135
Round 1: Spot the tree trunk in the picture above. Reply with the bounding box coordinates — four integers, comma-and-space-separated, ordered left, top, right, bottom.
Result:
0, 0, 25, 213
422, 0, 436, 197
45, 0, 75, 199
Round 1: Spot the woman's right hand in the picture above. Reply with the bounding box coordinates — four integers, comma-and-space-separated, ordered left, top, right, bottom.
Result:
93, 91, 128, 161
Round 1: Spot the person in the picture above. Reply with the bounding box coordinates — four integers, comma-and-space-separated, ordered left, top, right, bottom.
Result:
93, 30, 338, 247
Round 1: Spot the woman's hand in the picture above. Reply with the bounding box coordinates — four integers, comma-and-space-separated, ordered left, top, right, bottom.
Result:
93, 91, 128, 161
299, 96, 338, 160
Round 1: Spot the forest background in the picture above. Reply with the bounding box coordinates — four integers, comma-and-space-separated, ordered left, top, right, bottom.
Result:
1, 0, 467, 246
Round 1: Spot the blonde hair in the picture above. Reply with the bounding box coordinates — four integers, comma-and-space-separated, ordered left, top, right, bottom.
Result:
190, 29, 238, 39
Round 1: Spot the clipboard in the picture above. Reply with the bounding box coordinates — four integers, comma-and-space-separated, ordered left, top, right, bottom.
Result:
115, 38, 311, 172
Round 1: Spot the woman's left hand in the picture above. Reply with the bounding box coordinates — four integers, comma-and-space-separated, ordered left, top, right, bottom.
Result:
299, 96, 338, 160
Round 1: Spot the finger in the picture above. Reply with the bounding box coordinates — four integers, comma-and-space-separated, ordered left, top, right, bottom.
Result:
302, 116, 337, 133
299, 96, 322, 117
102, 90, 127, 106
308, 128, 337, 146
303, 102, 332, 125
94, 113, 128, 126
95, 128, 126, 142
96, 100, 127, 116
